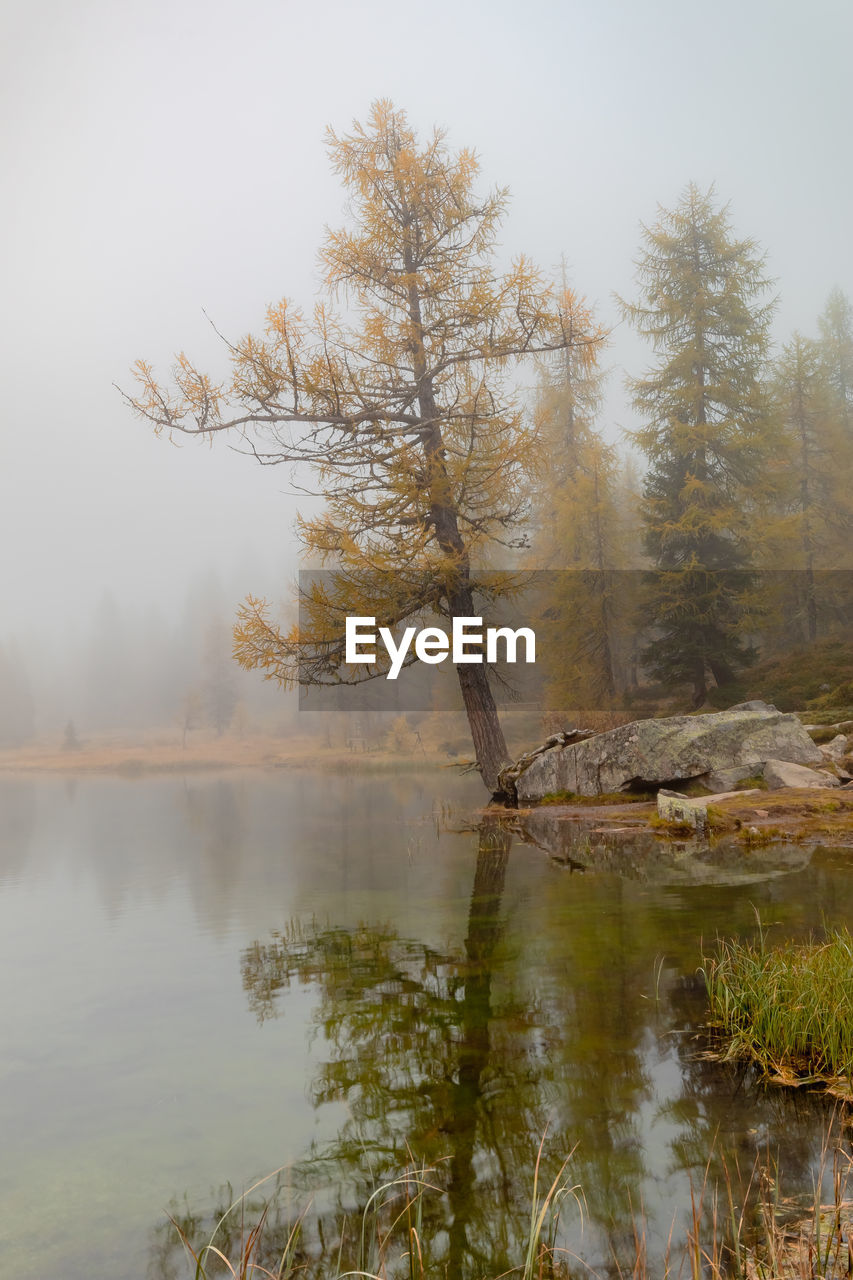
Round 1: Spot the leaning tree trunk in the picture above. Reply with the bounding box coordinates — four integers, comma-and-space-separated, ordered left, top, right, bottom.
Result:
455, 662, 511, 793
404, 242, 511, 793
446, 584, 511, 793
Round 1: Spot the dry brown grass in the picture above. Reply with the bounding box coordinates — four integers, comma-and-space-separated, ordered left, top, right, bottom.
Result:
707, 787, 853, 844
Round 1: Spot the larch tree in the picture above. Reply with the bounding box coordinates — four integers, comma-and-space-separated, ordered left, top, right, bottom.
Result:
818, 287, 853, 438
530, 296, 627, 710
620, 184, 776, 708
771, 333, 850, 642
125, 101, 601, 790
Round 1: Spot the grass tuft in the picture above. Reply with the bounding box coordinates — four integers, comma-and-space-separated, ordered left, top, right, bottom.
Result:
538, 790, 654, 806
168, 1166, 306, 1279
167, 1131, 853, 1280
703, 924, 853, 1095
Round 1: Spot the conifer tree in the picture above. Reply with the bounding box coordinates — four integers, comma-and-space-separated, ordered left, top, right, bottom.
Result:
125, 102, 600, 790
621, 185, 775, 707
530, 297, 628, 710
771, 333, 850, 642
818, 287, 853, 438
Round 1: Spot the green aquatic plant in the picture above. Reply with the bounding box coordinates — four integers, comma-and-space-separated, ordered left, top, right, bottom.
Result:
703, 924, 853, 1094
538, 790, 654, 806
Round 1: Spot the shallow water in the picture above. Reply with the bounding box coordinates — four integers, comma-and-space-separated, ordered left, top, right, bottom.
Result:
0, 769, 850, 1277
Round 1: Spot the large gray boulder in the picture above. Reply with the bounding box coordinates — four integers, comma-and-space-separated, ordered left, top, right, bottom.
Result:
504, 701, 824, 804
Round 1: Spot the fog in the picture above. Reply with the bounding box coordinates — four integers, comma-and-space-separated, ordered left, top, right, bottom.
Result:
2, 0, 850, 735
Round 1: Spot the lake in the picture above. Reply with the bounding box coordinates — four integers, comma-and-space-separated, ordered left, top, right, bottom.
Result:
0, 769, 848, 1277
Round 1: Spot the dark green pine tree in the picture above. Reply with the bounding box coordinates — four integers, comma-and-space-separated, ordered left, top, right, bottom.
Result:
621, 184, 776, 708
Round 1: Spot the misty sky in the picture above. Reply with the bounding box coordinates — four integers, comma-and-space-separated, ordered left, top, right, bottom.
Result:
2, 0, 850, 644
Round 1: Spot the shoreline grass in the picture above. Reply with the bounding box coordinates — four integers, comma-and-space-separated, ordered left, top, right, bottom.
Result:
163, 1132, 853, 1280
703, 925, 853, 1097
165, 1155, 579, 1279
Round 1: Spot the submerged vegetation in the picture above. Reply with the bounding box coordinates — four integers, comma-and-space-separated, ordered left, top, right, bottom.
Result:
704, 924, 853, 1096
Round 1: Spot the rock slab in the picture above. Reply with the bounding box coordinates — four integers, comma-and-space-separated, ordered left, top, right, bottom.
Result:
762, 758, 841, 790
506, 701, 824, 804
657, 787, 761, 833
820, 734, 850, 762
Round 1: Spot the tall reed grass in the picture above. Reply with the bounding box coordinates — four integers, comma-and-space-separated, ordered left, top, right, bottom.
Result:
166, 1152, 578, 1280
703, 924, 853, 1094
165, 1129, 853, 1280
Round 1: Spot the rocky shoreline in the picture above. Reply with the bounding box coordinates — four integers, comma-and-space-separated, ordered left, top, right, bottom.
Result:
498, 700, 851, 805
494, 701, 853, 880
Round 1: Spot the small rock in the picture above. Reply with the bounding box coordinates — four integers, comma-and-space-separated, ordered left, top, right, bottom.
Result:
820, 734, 849, 762
762, 759, 841, 790
654, 788, 761, 833
657, 789, 708, 833
754, 809, 769, 818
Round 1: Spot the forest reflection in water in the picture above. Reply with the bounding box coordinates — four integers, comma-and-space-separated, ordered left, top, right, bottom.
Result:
153, 809, 846, 1280
1, 771, 845, 1280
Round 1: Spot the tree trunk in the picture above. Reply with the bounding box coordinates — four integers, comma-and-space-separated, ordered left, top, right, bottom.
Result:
592, 468, 618, 701
805, 563, 818, 642
691, 658, 708, 710
447, 582, 510, 791
708, 655, 735, 687
403, 238, 511, 792
455, 662, 510, 792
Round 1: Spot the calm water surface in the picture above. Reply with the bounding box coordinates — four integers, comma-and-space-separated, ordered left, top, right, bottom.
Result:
0, 769, 849, 1278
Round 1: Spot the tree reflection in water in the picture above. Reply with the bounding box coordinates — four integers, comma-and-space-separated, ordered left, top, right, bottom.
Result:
166, 814, 839, 1277
240, 819, 534, 1276
227, 817, 654, 1277
137, 809, 853, 1278
151, 818, 663, 1278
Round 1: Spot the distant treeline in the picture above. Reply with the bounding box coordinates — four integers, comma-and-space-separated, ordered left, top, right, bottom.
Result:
0, 572, 293, 748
